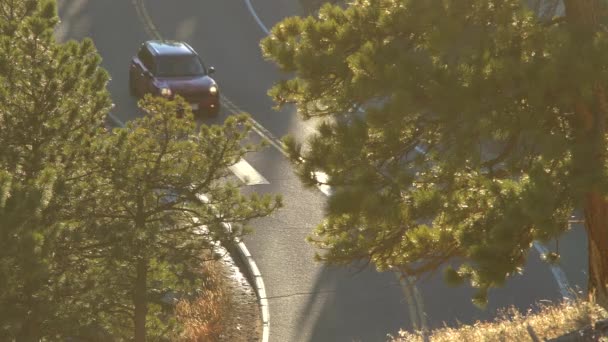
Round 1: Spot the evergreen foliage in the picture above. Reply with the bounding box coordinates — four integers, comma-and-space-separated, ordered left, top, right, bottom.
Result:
262, 0, 608, 306
79, 97, 281, 339
0, 1, 282, 339
0, 0, 112, 338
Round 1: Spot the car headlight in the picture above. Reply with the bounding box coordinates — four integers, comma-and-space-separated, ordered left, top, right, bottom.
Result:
209, 85, 218, 95
160, 87, 172, 97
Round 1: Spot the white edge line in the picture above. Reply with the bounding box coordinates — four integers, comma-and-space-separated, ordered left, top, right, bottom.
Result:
243, 0, 270, 35
396, 272, 420, 331
221, 98, 289, 158
236, 237, 270, 342
414, 146, 426, 154
197, 193, 270, 342
312, 171, 333, 196
410, 277, 427, 330
198, 194, 270, 342
108, 112, 125, 127
250, 123, 289, 158
533, 242, 573, 300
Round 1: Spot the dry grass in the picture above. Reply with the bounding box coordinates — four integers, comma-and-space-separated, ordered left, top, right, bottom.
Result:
391, 299, 608, 342
175, 259, 233, 342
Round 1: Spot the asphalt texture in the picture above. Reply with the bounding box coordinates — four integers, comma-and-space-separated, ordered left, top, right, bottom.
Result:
56, 1, 588, 341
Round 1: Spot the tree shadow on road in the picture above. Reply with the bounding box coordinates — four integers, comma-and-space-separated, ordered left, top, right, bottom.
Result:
292, 264, 412, 342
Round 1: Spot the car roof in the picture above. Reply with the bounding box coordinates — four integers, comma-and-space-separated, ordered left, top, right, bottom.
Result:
145, 40, 196, 56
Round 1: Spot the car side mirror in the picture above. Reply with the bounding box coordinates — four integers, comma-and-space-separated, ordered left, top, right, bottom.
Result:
208, 66, 215, 75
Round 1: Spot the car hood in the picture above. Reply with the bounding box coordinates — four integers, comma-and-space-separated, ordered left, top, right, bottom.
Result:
156, 75, 216, 93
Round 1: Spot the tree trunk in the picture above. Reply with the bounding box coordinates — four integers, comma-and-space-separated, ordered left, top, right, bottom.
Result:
564, 0, 608, 309
134, 258, 148, 342
584, 194, 608, 308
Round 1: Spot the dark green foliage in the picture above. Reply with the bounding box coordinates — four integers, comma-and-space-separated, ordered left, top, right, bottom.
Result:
262, 0, 608, 305
79, 97, 281, 338
0, 0, 113, 339
0, 1, 282, 340
444, 267, 466, 287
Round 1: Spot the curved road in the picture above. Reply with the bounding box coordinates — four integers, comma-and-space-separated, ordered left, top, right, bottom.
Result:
56, 1, 587, 341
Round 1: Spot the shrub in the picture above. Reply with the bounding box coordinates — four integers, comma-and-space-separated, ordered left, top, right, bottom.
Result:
175, 260, 232, 342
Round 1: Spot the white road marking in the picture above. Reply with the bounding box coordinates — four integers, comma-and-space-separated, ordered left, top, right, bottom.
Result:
312, 171, 332, 196
243, 0, 270, 35
220, 97, 290, 158
412, 278, 427, 330
414, 146, 426, 154
197, 192, 271, 341
108, 112, 125, 127
397, 274, 420, 331
229, 158, 269, 185
533, 242, 573, 300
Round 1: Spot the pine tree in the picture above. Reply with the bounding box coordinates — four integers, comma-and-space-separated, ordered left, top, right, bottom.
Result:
0, 0, 113, 338
80, 96, 281, 340
262, 0, 608, 308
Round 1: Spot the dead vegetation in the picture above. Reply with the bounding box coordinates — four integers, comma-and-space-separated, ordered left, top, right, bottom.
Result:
175, 259, 233, 341
391, 299, 608, 342
174, 248, 261, 342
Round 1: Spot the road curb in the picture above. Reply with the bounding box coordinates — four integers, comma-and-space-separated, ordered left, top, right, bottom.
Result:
232, 238, 270, 342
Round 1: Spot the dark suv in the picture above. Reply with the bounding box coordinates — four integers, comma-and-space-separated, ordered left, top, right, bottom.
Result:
129, 40, 220, 115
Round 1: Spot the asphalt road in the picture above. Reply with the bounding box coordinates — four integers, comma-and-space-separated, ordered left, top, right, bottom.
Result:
56, 1, 588, 341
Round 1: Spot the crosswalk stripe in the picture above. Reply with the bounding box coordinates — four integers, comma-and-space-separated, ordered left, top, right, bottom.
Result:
229, 158, 269, 185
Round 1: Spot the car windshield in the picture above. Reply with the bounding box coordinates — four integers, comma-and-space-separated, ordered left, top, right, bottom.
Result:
156, 55, 205, 77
